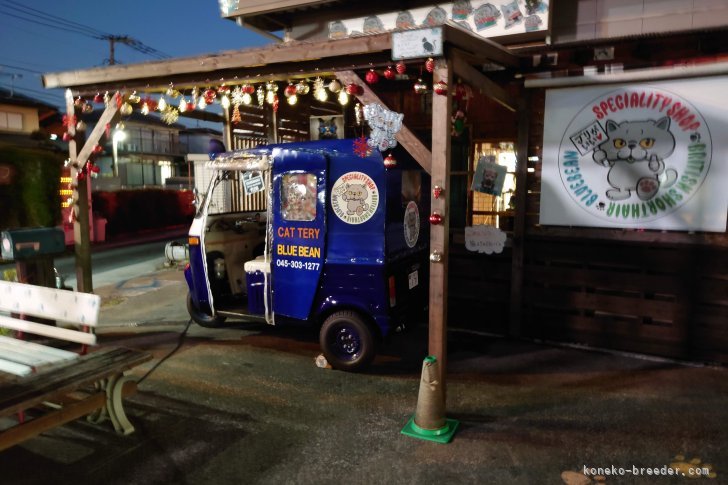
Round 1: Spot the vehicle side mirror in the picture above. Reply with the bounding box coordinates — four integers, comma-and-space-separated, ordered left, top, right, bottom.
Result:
192, 187, 200, 207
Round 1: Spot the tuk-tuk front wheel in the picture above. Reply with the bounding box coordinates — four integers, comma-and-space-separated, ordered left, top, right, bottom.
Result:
320, 311, 376, 371
186, 292, 226, 328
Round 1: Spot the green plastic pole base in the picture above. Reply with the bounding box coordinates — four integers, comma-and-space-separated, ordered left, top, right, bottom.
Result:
401, 416, 460, 444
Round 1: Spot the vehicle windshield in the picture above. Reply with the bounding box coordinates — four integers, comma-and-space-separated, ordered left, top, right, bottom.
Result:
196, 168, 269, 218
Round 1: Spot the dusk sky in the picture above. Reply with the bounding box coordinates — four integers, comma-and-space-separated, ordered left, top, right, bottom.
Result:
0, 0, 271, 124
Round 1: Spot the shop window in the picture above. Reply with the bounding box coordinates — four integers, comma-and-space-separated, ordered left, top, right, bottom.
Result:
281, 173, 317, 221
469, 141, 517, 229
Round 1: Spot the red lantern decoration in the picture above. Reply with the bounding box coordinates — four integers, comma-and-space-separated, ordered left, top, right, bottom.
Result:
425, 57, 435, 73
429, 212, 443, 225
242, 84, 255, 94
434, 81, 448, 96
383, 66, 396, 80
396, 60, 407, 74
346, 83, 362, 95
365, 69, 379, 84
383, 153, 397, 169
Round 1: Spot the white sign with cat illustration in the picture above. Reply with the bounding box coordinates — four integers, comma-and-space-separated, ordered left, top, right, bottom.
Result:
331, 171, 380, 225
540, 77, 728, 232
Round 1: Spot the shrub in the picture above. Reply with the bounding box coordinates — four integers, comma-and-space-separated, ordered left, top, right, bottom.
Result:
0, 145, 62, 229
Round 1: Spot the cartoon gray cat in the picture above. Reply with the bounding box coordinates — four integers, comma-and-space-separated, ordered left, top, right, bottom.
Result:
593, 117, 678, 201
341, 183, 369, 215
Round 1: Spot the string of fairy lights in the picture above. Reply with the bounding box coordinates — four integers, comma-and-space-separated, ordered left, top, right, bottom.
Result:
60, 57, 458, 221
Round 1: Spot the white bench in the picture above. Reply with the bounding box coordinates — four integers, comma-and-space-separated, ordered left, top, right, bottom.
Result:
0, 280, 151, 451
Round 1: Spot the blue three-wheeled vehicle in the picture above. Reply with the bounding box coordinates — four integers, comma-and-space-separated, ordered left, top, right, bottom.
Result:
185, 139, 429, 371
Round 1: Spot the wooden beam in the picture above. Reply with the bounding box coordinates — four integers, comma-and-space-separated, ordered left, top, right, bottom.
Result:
226, 0, 337, 17
44, 33, 392, 90
428, 58, 453, 391
77, 98, 120, 168
452, 51, 517, 112
334, 70, 432, 174
443, 24, 521, 69
0, 392, 106, 452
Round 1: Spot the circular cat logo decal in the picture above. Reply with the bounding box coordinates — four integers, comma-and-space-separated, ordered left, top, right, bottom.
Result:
403, 201, 420, 248
331, 171, 379, 224
559, 86, 711, 224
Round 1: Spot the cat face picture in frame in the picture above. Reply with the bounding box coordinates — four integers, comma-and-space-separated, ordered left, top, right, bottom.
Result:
310, 115, 344, 141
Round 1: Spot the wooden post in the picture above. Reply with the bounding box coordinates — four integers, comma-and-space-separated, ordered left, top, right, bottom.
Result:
429, 58, 453, 390
508, 93, 531, 337
66, 91, 121, 293
65, 90, 93, 294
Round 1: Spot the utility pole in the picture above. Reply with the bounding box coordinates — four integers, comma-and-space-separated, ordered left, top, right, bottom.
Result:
106, 35, 131, 65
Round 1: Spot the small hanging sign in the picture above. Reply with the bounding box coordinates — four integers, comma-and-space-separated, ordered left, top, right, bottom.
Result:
392, 27, 443, 60
242, 171, 265, 195
472, 155, 507, 196
465, 225, 506, 254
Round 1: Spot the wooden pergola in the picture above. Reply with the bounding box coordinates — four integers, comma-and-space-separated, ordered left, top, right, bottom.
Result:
44, 23, 526, 408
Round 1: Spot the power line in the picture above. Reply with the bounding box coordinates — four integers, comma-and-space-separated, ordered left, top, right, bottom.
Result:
0, 1, 107, 37
0, 1, 171, 63
0, 63, 43, 74
0, 82, 65, 103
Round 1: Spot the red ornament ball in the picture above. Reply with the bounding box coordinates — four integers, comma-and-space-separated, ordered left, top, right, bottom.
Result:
93, 144, 104, 154
242, 84, 255, 95
383, 66, 396, 80
365, 69, 379, 84
93, 93, 104, 104
203, 89, 217, 104
383, 154, 397, 169
284, 84, 297, 97
62, 132, 73, 142
425, 57, 435, 73
346, 83, 362, 95
396, 60, 407, 74
414, 79, 428, 94
429, 212, 443, 225
434, 81, 448, 96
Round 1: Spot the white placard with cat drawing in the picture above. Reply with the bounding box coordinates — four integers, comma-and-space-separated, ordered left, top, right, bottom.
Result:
540, 77, 728, 232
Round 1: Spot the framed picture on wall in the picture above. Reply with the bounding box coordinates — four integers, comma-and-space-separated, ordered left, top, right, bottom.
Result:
310, 115, 344, 140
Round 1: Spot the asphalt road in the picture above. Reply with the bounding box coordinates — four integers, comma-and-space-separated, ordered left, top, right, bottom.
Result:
58, 240, 181, 290
0, 238, 186, 290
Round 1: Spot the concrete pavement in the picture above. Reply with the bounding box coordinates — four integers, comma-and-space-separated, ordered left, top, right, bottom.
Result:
0, 265, 725, 484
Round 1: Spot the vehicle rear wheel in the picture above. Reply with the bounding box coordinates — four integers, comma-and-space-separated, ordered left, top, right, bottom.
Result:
186, 291, 226, 328
320, 310, 376, 371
